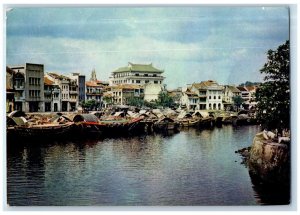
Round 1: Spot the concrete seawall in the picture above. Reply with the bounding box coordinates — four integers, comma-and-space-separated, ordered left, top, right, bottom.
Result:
248, 133, 290, 186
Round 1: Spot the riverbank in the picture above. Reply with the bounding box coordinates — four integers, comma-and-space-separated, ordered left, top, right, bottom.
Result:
7, 108, 258, 142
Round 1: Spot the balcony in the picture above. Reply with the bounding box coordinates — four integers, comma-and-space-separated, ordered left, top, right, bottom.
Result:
15, 96, 25, 102
44, 90, 52, 95
69, 90, 78, 95
15, 85, 25, 90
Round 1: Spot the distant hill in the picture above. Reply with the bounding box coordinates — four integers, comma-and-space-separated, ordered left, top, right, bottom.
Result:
239, 81, 261, 87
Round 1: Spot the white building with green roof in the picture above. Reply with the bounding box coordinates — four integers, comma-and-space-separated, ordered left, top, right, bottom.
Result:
110, 62, 164, 86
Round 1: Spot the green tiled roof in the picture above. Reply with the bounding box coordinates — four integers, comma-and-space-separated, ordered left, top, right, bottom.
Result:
113, 62, 163, 73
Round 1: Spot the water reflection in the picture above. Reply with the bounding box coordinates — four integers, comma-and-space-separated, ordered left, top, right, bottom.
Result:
7, 125, 289, 206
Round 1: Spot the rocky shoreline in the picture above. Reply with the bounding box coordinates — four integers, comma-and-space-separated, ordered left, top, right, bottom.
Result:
236, 131, 291, 188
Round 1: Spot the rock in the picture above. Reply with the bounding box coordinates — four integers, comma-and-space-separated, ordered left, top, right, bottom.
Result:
262, 131, 269, 140
248, 133, 290, 186
267, 131, 276, 139
278, 136, 290, 144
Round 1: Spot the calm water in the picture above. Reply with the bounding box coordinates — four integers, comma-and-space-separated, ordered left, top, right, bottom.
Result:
7, 125, 288, 206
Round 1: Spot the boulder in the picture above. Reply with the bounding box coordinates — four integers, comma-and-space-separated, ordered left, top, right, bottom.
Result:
248, 133, 290, 186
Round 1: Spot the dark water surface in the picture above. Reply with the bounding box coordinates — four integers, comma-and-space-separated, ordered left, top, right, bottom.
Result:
6, 125, 288, 206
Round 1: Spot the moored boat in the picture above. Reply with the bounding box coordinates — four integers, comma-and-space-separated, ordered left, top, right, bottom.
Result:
7, 122, 74, 141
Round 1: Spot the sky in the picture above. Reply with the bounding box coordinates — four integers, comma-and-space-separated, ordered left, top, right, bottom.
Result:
6, 6, 289, 89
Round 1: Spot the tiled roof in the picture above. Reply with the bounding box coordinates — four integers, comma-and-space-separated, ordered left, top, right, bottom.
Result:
86, 80, 109, 87
48, 72, 70, 81
226, 85, 240, 93
246, 86, 256, 91
113, 62, 163, 73
44, 77, 54, 85
192, 80, 222, 89
237, 86, 248, 91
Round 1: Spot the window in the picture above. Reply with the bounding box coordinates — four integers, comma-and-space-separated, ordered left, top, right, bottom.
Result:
135, 73, 140, 76
209, 96, 211, 99
154, 81, 158, 84
214, 96, 216, 99
145, 80, 149, 83
136, 80, 141, 83
153, 74, 157, 77
144, 74, 148, 77
218, 96, 221, 99
132, 80, 135, 83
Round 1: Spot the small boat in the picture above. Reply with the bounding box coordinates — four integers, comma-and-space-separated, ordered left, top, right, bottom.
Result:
7, 122, 74, 141
154, 117, 179, 132
73, 114, 144, 136
177, 118, 200, 127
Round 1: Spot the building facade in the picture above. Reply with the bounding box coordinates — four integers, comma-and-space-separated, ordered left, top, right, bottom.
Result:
6, 67, 15, 113
191, 80, 224, 110
85, 69, 109, 109
46, 73, 78, 112
10, 63, 45, 112
180, 89, 199, 110
110, 62, 164, 86
144, 83, 163, 102
110, 84, 144, 105
69, 73, 86, 104
223, 85, 241, 110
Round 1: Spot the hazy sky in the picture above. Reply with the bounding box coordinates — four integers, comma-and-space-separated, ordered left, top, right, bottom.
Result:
6, 6, 289, 89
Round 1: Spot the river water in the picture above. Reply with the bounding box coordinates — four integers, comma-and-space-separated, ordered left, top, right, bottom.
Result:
6, 125, 290, 206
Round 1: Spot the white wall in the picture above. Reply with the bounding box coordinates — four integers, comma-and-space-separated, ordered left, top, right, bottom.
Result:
144, 84, 162, 102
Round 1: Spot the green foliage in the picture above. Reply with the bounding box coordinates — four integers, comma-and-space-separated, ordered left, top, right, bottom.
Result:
233, 96, 244, 110
126, 97, 144, 107
103, 96, 113, 105
81, 100, 97, 110
256, 40, 290, 130
157, 91, 175, 108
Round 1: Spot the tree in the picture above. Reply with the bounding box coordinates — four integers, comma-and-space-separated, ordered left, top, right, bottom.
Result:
233, 95, 244, 111
239, 81, 261, 87
81, 99, 97, 110
255, 40, 290, 130
157, 91, 175, 108
126, 97, 144, 107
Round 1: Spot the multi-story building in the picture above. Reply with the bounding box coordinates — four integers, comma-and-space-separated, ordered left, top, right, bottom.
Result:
51, 85, 61, 112
223, 85, 241, 110
180, 88, 199, 110
6, 67, 15, 113
85, 69, 109, 109
110, 62, 164, 86
69, 73, 86, 104
44, 77, 54, 112
69, 79, 78, 111
110, 84, 144, 105
11, 68, 25, 112
10, 63, 45, 112
191, 80, 224, 110
237, 86, 251, 102
46, 72, 78, 112
43, 76, 62, 112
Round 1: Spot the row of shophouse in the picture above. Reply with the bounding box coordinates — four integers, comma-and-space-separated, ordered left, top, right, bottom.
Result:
177, 81, 257, 111
6, 63, 108, 113
6, 62, 258, 113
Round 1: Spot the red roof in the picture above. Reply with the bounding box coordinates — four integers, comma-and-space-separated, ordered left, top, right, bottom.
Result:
44, 77, 54, 85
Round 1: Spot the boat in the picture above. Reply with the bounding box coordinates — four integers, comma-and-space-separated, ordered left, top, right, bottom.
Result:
73, 114, 144, 136
154, 117, 179, 132
7, 122, 74, 141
